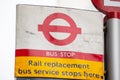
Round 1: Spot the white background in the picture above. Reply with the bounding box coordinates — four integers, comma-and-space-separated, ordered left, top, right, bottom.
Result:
0, 0, 97, 80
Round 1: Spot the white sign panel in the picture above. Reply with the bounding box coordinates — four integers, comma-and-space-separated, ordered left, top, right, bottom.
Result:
104, 0, 120, 7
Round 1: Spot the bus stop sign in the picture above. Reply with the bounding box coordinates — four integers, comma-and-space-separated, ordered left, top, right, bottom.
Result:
92, 0, 120, 19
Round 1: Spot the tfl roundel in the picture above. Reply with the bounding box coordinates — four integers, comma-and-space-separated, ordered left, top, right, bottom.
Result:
38, 13, 81, 46
92, 0, 120, 14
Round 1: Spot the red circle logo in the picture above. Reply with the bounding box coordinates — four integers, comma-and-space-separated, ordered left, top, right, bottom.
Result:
38, 13, 81, 46
92, 0, 120, 14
